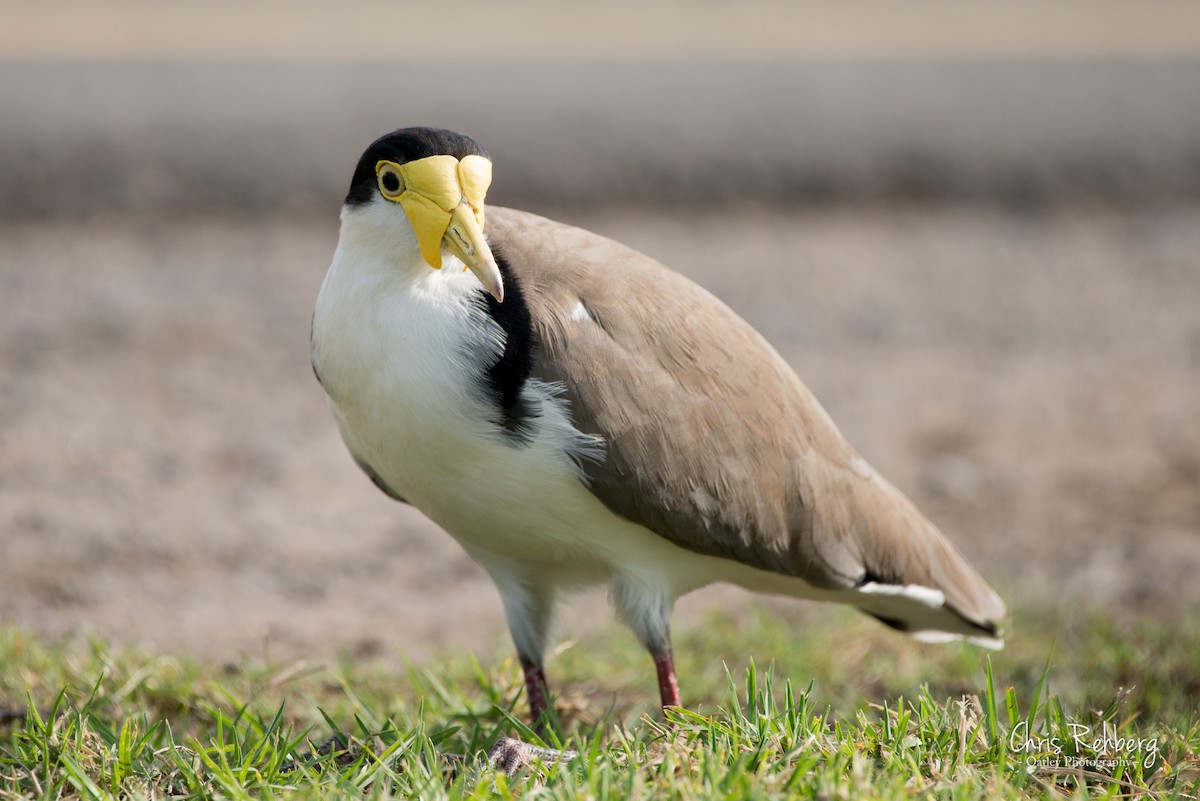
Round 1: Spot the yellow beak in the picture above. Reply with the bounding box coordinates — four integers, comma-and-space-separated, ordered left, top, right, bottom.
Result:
386, 154, 505, 303
442, 201, 504, 302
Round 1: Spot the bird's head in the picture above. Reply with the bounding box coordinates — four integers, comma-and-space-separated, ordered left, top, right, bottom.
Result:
343, 127, 504, 302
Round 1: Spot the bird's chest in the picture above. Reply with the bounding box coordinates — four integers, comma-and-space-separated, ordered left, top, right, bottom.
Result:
312, 271, 597, 563
313, 273, 507, 494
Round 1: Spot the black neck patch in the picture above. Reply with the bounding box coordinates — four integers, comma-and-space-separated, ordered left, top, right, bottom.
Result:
477, 248, 539, 442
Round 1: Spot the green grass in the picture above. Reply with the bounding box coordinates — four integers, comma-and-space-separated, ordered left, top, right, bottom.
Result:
2, 603, 1197, 799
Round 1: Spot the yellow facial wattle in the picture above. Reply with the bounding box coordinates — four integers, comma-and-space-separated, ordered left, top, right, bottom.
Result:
375, 154, 492, 269
373, 153, 502, 302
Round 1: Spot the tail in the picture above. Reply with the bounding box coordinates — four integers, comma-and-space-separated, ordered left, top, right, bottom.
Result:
839, 473, 1007, 649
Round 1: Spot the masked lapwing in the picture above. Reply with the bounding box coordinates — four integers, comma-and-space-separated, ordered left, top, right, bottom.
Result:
312, 127, 1006, 728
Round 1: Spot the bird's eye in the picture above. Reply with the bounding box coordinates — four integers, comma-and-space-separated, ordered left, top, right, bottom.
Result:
376, 163, 405, 199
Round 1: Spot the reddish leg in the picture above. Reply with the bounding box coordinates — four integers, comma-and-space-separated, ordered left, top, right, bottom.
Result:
519, 656, 551, 733
653, 644, 681, 708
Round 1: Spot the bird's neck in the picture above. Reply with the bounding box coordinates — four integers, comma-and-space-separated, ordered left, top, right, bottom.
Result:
330, 206, 424, 291
329, 206, 476, 303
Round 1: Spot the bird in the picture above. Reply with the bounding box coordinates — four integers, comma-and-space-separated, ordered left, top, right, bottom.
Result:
311, 126, 1006, 729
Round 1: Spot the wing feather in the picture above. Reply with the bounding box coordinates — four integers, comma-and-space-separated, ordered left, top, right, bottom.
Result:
486, 207, 1005, 630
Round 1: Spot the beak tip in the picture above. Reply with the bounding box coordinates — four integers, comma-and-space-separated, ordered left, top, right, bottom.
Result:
483, 269, 504, 303
480, 254, 504, 303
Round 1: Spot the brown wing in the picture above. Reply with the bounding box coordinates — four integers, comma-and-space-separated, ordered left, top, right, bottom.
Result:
486, 207, 1005, 630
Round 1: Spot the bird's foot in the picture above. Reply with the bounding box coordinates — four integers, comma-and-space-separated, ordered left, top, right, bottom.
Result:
283, 733, 577, 780
280, 733, 357, 772
486, 736, 578, 777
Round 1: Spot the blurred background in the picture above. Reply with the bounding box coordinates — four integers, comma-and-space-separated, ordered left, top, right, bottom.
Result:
1, 1, 1198, 664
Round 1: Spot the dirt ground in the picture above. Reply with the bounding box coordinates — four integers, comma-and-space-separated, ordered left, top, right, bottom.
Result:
2, 202, 1198, 664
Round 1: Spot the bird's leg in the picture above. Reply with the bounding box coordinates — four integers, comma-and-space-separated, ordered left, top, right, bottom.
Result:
652, 642, 681, 709
478, 559, 557, 733
612, 573, 680, 711
519, 656, 551, 734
